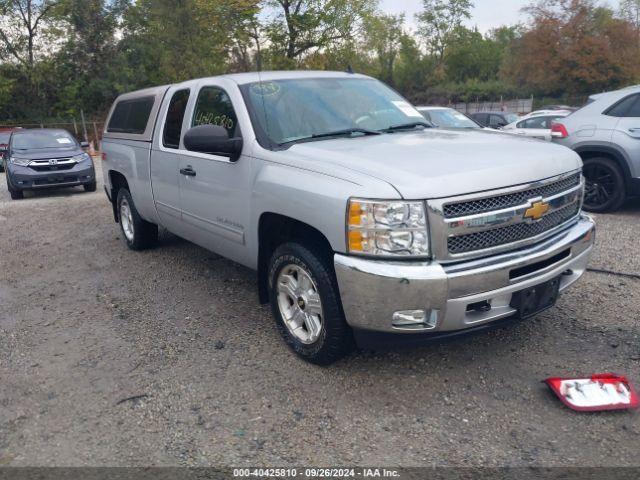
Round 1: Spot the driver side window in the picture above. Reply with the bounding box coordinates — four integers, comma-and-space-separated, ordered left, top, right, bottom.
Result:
192, 86, 240, 137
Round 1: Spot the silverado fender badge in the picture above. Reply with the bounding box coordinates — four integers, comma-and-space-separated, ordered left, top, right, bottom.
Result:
545, 373, 638, 412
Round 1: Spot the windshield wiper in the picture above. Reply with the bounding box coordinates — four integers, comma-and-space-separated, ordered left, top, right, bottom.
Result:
382, 121, 433, 132
279, 128, 381, 146
311, 127, 381, 139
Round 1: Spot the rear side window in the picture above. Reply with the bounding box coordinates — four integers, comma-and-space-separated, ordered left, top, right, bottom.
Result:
192, 86, 239, 137
163, 89, 190, 148
625, 96, 640, 117
488, 114, 504, 127
108, 96, 155, 134
521, 116, 557, 129
475, 114, 488, 125
605, 94, 639, 117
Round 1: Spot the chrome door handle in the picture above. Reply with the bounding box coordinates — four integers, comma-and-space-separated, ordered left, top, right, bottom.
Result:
629, 128, 640, 132
180, 166, 196, 176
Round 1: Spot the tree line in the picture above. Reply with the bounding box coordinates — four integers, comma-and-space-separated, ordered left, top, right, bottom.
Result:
1, 0, 639, 121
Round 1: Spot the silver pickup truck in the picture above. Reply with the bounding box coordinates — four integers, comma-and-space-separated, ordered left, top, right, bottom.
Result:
101, 71, 595, 364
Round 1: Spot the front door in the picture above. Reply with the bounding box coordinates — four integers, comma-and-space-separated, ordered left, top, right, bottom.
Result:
177, 81, 252, 265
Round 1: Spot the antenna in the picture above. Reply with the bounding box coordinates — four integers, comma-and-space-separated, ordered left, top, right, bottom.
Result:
346, 65, 354, 74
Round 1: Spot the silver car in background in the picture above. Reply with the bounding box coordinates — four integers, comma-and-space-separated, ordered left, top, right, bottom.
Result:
552, 85, 640, 212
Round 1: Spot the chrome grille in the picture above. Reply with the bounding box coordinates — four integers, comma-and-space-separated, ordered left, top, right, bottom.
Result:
447, 203, 580, 254
443, 173, 581, 218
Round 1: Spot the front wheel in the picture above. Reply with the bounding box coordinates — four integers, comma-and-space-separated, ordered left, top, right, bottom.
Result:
116, 188, 158, 250
582, 157, 626, 213
83, 181, 97, 192
6, 174, 23, 199
268, 242, 354, 365
9, 188, 23, 200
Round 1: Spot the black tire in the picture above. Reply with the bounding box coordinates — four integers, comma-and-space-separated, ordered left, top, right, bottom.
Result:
116, 188, 158, 250
6, 174, 23, 199
582, 157, 626, 213
9, 188, 23, 200
268, 242, 354, 365
83, 181, 97, 192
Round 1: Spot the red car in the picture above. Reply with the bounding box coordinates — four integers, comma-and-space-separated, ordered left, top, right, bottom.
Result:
0, 127, 22, 172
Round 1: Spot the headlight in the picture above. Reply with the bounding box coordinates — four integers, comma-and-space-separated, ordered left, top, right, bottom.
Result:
9, 157, 31, 166
72, 153, 91, 163
347, 199, 430, 257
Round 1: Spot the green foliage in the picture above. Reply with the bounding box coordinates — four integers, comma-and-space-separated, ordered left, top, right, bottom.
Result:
263, 0, 375, 64
361, 12, 404, 85
0, 0, 639, 121
416, 0, 472, 61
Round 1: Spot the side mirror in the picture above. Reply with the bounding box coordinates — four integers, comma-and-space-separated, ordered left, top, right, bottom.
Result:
80, 141, 90, 148
184, 125, 243, 162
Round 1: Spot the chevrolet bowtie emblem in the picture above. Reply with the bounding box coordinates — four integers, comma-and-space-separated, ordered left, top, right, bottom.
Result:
524, 201, 550, 220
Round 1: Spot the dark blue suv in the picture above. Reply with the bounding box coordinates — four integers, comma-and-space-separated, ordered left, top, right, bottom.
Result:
2, 129, 96, 200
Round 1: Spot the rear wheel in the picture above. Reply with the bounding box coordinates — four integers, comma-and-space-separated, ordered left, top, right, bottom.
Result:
268, 242, 354, 365
116, 188, 158, 250
582, 157, 626, 213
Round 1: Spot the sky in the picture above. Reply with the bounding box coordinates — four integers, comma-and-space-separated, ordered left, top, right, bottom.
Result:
380, 0, 624, 33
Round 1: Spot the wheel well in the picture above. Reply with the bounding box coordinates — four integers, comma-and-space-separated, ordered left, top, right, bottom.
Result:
108, 171, 129, 223
257, 213, 334, 304
577, 148, 632, 186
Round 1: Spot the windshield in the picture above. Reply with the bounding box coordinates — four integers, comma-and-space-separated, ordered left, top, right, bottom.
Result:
419, 108, 479, 129
241, 78, 426, 146
12, 130, 78, 150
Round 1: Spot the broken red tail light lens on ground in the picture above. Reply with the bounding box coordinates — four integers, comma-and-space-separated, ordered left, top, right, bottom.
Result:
545, 373, 638, 412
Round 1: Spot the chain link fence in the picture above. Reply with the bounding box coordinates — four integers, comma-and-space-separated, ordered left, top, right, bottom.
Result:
448, 98, 535, 115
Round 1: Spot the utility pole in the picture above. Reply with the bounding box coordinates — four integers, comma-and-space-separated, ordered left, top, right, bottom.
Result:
80, 110, 89, 143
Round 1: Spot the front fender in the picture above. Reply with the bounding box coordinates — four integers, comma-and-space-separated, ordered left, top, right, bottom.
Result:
250, 160, 400, 256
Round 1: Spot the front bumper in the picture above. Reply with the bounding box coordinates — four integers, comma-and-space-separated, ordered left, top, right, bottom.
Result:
8, 162, 95, 189
334, 215, 595, 335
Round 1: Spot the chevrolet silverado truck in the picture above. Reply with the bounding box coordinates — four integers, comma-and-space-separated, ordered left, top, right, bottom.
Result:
101, 71, 595, 365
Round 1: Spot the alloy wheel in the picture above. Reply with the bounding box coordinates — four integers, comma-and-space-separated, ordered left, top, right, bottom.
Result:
583, 163, 616, 210
276, 264, 323, 345
120, 197, 135, 242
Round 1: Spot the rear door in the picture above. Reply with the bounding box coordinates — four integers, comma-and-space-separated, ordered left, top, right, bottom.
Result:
610, 94, 640, 178
176, 79, 253, 265
151, 86, 192, 233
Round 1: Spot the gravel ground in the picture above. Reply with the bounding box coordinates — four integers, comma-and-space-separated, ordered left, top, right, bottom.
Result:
0, 164, 639, 468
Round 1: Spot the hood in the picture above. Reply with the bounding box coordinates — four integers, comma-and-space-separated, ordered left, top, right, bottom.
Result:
12, 147, 83, 161
283, 129, 582, 199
